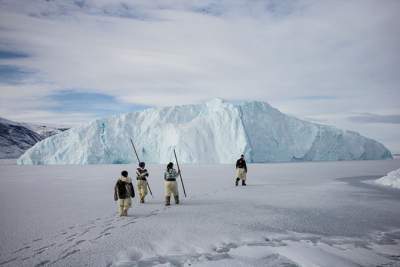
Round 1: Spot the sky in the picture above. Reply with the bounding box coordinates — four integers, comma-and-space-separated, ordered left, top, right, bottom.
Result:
0, 0, 399, 153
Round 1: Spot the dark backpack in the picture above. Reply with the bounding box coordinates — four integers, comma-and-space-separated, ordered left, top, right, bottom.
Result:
116, 180, 128, 199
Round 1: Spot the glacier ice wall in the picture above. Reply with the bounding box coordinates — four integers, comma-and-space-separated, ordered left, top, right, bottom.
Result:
17, 99, 392, 164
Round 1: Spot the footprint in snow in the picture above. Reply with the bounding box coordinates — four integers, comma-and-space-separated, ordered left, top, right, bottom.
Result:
0, 257, 18, 266
60, 239, 86, 255
33, 243, 56, 254
34, 260, 50, 267
12, 246, 30, 254
92, 233, 111, 241
78, 226, 96, 236
65, 233, 78, 240
121, 221, 136, 228
33, 249, 46, 256
99, 226, 115, 235
51, 249, 80, 265
75, 240, 85, 246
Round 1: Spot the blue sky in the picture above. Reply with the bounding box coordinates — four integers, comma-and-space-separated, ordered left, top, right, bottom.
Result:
0, 65, 33, 84
0, 0, 399, 152
47, 90, 149, 117
0, 50, 29, 59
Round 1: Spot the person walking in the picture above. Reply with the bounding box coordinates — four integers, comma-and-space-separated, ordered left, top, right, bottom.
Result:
235, 154, 247, 186
136, 162, 149, 203
114, 170, 135, 216
164, 162, 180, 206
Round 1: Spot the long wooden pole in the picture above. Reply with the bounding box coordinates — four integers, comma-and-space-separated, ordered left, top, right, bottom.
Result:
130, 138, 153, 196
130, 138, 140, 163
173, 149, 187, 198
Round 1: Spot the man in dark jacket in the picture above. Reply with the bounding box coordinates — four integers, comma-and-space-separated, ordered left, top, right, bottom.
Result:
235, 154, 247, 186
114, 170, 135, 216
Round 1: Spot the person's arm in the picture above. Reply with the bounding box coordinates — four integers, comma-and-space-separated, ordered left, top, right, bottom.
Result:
244, 161, 247, 172
129, 182, 135, 198
136, 170, 148, 180
114, 182, 118, 201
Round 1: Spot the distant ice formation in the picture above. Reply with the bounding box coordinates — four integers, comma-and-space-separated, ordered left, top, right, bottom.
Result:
18, 99, 392, 164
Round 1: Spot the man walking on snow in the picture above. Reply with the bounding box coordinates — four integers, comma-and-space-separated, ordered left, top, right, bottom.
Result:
164, 162, 180, 206
235, 154, 247, 186
136, 162, 149, 203
114, 170, 135, 216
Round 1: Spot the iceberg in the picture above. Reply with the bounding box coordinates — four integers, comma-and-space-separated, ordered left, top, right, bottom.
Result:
17, 99, 392, 164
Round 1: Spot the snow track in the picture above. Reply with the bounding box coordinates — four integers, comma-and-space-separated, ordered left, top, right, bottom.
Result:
0, 209, 164, 266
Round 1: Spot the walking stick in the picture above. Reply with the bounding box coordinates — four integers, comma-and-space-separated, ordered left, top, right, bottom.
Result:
129, 138, 153, 196
173, 149, 187, 198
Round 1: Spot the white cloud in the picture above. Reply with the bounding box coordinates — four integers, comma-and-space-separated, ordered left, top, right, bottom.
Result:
0, 0, 399, 151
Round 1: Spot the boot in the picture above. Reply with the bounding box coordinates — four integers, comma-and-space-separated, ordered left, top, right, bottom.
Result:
235, 177, 240, 186
175, 195, 179, 204
242, 180, 246, 186
165, 196, 171, 206
140, 196, 145, 203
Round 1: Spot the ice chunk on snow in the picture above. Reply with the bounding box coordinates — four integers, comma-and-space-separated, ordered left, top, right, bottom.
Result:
17, 99, 392, 165
374, 168, 400, 189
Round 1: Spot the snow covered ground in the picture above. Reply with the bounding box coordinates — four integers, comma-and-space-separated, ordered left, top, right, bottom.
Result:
373, 168, 400, 189
0, 159, 400, 266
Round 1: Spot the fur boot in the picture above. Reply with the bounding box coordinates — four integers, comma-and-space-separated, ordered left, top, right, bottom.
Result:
165, 196, 171, 206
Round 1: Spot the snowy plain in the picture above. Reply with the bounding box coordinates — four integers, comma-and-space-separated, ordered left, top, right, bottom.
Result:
1, 159, 400, 266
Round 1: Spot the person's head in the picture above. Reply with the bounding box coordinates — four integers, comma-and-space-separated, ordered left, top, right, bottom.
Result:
241, 154, 244, 159
167, 162, 174, 170
139, 162, 145, 168
121, 170, 128, 177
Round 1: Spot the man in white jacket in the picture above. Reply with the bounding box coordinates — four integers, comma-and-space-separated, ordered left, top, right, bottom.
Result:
136, 162, 149, 203
164, 162, 180, 206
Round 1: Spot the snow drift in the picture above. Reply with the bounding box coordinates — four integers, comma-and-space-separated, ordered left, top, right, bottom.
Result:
374, 168, 400, 189
17, 99, 392, 165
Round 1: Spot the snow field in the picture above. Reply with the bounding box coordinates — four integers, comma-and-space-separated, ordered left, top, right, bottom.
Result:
0, 159, 399, 266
